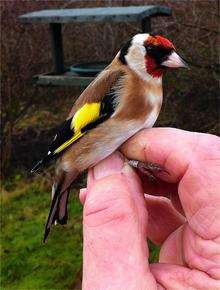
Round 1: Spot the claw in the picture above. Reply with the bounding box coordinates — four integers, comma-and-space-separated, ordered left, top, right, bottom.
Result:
139, 161, 168, 174
128, 160, 168, 183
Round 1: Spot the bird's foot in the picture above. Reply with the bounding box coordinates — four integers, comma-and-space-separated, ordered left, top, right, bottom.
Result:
128, 160, 168, 182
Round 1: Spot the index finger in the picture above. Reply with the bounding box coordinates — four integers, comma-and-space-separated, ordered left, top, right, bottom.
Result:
121, 128, 220, 238
121, 128, 218, 183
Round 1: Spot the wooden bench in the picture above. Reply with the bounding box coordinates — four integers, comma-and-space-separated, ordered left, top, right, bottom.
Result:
19, 6, 171, 87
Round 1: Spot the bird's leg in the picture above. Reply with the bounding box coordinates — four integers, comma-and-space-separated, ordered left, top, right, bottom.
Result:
128, 160, 168, 182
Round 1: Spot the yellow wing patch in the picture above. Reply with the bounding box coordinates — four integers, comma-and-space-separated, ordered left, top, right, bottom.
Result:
71, 102, 101, 131
54, 102, 101, 154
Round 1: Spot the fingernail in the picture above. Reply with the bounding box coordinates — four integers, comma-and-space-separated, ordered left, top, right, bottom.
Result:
93, 152, 125, 180
79, 188, 87, 205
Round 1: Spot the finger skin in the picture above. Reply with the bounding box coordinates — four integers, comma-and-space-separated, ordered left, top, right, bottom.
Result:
159, 225, 185, 265
144, 194, 185, 245
138, 171, 185, 216
82, 153, 157, 290
150, 263, 220, 290
121, 128, 219, 185
82, 129, 220, 288
122, 128, 220, 279
121, 128, 194, 183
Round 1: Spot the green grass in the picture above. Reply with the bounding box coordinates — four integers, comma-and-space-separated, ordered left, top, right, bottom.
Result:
1, 176, 160, 290
1, 178, 83, 290
148, 240, 160, 264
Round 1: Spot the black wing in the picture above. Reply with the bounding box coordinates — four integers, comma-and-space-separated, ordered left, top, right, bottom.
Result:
30, 89, 118, 173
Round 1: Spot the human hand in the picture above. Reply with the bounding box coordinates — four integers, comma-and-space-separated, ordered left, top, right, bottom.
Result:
80, 128, 220, 290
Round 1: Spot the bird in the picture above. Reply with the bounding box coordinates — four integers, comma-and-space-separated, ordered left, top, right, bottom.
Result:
31, 33, 188, 242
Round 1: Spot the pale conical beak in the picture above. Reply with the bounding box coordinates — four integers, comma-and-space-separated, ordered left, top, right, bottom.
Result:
161, 51, 189, 68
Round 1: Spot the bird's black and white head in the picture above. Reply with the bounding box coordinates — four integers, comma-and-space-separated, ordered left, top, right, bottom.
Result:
119, 33, 188, 81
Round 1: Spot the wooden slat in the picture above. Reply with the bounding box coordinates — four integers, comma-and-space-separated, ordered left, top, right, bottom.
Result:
19, 6, 171, 24
33, 71, 94, 87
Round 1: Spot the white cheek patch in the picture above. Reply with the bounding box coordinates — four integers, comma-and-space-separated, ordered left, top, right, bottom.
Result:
125, 45, 145, 69
125, 47, 148, 82
125, 44, 161, 83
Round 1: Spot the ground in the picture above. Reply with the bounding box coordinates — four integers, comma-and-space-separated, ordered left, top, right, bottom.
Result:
1, 176, 83, 290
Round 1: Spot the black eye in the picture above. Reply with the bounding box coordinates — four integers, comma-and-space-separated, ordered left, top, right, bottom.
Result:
145, 46, 153, 53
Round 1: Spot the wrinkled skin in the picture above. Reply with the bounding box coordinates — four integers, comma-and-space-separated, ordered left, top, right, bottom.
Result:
80, 128, 220, 290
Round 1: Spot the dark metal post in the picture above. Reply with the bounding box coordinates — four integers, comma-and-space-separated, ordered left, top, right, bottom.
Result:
141, 17, 151, 33
50, 23, 64, 74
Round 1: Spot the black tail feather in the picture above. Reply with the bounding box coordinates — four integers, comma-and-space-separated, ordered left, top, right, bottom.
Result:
43, 188, 60, 242
43, 170, 78, 242
43, 186, 71, 243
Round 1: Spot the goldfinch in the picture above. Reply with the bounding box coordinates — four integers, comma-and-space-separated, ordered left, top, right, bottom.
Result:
31, 33, 188, 241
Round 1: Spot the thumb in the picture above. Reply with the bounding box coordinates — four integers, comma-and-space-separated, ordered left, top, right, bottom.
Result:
82, 152, 156, 290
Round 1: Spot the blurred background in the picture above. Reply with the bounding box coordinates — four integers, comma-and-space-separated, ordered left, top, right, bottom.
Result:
1, 0, 219, 289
